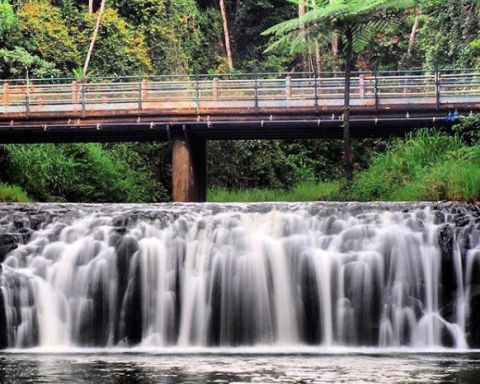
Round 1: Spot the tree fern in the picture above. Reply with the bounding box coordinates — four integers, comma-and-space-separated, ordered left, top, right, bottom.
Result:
263, 0, 416, 178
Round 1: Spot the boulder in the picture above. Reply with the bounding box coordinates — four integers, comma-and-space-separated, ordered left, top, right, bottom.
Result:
0, 234, 18, 262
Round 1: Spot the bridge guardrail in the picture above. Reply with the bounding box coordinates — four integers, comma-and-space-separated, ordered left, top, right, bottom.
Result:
2, 70, 480, 115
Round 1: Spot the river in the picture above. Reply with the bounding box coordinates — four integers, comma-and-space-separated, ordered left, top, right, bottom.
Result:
0, 352, 480, 383
1, 202, 480, 382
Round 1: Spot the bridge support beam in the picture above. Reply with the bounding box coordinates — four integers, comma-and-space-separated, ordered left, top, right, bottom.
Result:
172, 134, 207, 202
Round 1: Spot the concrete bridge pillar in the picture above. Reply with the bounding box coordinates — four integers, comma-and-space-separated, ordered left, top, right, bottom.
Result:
172, 134, 207, 202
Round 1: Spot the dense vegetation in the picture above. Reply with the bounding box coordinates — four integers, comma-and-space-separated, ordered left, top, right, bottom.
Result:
0, 0, 479, 202
210, 122, 480, 203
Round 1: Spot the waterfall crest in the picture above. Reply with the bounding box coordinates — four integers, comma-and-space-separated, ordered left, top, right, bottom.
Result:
0, 203, 479, 350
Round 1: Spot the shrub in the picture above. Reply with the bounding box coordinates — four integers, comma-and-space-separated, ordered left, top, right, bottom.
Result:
350, 129, 463, 201
2, 144, 162, 203
0, 184, 30, 203
208, 181, 342, 203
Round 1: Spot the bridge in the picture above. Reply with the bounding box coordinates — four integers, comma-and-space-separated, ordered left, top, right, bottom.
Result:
1, 69, 480, 201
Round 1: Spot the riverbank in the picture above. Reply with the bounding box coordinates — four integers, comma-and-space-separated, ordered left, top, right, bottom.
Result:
210, 127, 480, 203
2, 125, 480, 204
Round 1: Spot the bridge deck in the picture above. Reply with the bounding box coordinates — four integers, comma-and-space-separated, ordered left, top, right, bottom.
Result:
1, 70, 479, 142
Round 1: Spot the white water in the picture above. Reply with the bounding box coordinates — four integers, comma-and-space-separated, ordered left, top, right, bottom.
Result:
0, 203, 478, 350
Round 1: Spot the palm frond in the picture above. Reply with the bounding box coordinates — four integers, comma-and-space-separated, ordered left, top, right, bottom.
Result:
264, 0, 415, 55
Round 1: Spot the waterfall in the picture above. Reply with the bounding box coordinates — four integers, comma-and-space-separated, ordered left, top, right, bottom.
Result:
0, 202, 479, 350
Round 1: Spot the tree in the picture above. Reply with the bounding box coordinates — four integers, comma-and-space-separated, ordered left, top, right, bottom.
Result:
416, 0, 480, 69
83, 0, 106, 77
220, 0, 234, 70
17, 0, 80, 74
0, 0, 16, 38
264, 0, 415, 179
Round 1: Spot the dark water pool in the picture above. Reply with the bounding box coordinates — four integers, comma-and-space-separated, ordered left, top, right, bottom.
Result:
0, 353, 479, 383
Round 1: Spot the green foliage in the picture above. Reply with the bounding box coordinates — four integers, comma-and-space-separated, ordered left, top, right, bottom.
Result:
0, 47, 60, 78
228, 0, 298, 72
105, 142, 169, 202
417, 0, 480, 69
2, 144, 160, 203
112, 0, 218, 74
453, 114, 480, 144
264, 0, 415, 57
349, 129, 480, 202
0, 184, 30, 203
208, 140, 345, 191
208, 181, 342, 202
17, 0, 80, 74
350, 129, 461, 200
79, 8, 152, 76
0, 0, 17, 37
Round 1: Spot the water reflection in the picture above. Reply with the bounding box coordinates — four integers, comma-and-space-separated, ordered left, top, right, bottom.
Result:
0, 354, 479, 383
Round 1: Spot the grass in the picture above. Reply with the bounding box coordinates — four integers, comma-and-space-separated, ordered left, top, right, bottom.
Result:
0, 184, 31, 203
350, 129, 464, 201
208, 181, 342, 202
210, 129, 480, 203
350, 129, 480, 202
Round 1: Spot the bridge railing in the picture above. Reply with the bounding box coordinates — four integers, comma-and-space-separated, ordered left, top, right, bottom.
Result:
2, 70, 480, 115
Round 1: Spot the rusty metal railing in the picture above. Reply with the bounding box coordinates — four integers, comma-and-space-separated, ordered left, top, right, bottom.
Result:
2, 70, 480, 115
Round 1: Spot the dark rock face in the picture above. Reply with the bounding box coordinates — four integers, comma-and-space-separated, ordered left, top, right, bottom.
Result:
114, 235, 143, 345
0, 234, 18, 262
439, 224, 458, 311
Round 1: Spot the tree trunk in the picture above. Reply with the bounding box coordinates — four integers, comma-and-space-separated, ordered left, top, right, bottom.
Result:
315, 42, 322, 73
330, 0, 339, 66
299, 1, 306, 25
88, 0, 93, 14
343, 29, 354, 180
220, 0, 234, 71
298, 0, 309, 70
83, 0, 106, 77
402, 12, 420, 66
311, 0, 322, 73
332, 34, 339, 57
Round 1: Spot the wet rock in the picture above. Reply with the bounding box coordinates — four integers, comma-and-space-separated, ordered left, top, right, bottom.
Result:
112, 215, 127, 227
439, 224, 459, 307
114, 235, 142, 345
0, 234, 18, 262
113, 227, 128, 235
434, 211, 445, 225
18, 228, 33, 243
29, 214, 48, 230
455, 214, 471, 228
439, 225, 454, 260
13, 218, 28, 229
468, 290, 480, 348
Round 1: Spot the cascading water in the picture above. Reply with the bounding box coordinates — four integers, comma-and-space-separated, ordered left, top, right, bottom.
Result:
0, 202, 480, 351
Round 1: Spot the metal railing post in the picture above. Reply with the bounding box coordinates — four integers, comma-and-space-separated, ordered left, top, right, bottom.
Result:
314, 73, 319, 111
2, 82, 10, 106
359, 74, 365, 99
141, 79, 148, 103
285, 75, 291, 100
81, 77, 86, 117
138, 77, 143, 113
435, 67, 441, 112
25, 71, 30, 118
254, 73, 259, 112
213, 77, 219, 101
195, 75, 200, 114
72, 81, 79, 104
374, 69, 379, 111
